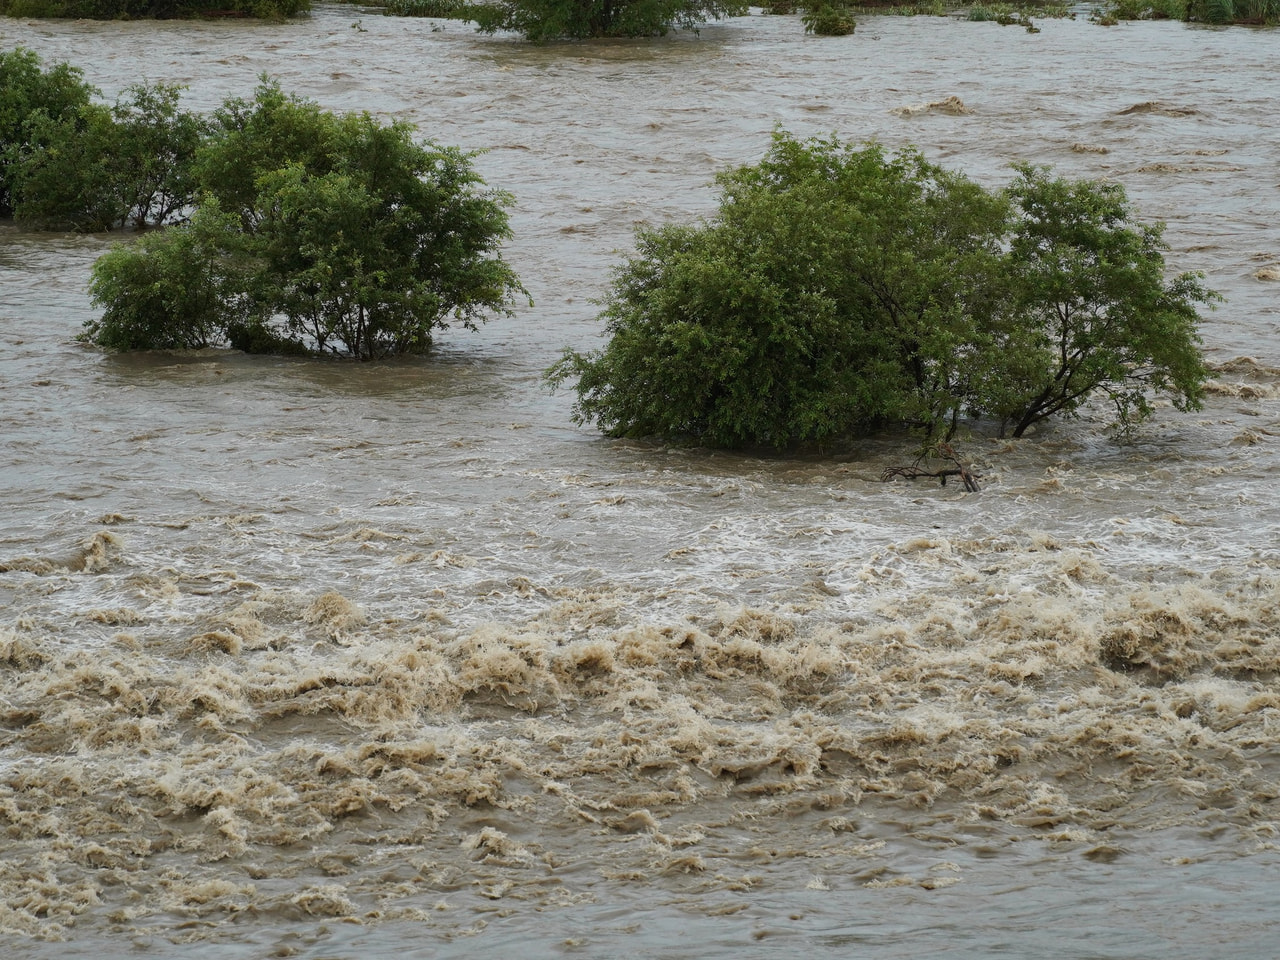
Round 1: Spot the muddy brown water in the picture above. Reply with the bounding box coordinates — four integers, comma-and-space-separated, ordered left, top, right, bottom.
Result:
2, 7, 1280, 957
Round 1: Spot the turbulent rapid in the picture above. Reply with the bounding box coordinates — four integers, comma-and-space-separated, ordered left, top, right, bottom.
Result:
1, 7, 1279, 958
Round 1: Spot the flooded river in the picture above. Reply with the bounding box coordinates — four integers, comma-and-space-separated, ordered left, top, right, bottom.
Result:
2, 6, 1279, 957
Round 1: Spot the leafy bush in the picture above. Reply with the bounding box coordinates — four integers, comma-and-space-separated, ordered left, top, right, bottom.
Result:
993, 164, 1213, 437
8, 103, 125, 230
192, 80, 342, 229
468, 0, 748, 40
548, 131, 1216, 448
110, 82, 209, 227
85, 204, 251, 350
87, 80, 527, 361
0, 47, 95, 217
803, 3, 855, 32
10, 80, 206, 230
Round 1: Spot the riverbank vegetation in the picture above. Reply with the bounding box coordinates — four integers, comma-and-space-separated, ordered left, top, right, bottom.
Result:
0, 0, 306, 18
547, 131, 1216, 447
358, 0, 1275, 39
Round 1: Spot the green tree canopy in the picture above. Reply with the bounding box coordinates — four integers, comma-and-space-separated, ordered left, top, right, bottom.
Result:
0, 47, 95, 218
469, 0, 748, 41
549, 131, 1216, 447
10, 80, 206, 231
84, 203, 251, 351
991, 164, 1214, 436
86, 80, 527, 361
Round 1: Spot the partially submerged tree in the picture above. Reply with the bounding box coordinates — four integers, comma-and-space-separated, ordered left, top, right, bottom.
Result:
469, 0, 748, 40
86, 80, 527, 360
0, 47, 95, 218
549, 131, 1216, 447
8, 101, 125, 231
85, 203, 250, 351
10, 80, 205, 230
110, 82, 209, 228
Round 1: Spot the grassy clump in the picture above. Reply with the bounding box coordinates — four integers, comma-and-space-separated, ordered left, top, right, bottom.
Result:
966, 2, 1049, 26
1097, 0, 1184, 16
1185, 0, 1278, 20
846, 0, 946, 14
844, 0, 1068, 17
803, 0, 856, 31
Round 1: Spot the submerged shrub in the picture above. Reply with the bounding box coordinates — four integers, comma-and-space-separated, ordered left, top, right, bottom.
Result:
0, 47, 95, 218
468, 0, 748, 41
110, 82, 209, 227
9, 103, 126, 231
85, 204, 249, 350
10, 80, 206, 230
86, 79, 527, 361
803, 3, 856, 32
548, 131, 1217, 448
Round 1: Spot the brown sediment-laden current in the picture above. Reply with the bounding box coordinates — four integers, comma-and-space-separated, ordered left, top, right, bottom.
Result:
2, 7, 1280, 958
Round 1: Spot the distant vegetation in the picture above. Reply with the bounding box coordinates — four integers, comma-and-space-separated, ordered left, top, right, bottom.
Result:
357, 0, 1277, 37
357, 0, 1080, 39
1093, 0, 1277, 21
548, 131, 1217, 447
484, 0, 755, 38
0, 0, 306, 18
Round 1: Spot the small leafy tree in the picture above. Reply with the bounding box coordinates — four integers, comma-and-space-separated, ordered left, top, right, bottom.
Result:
0, 47, 95, 217
10, 80, 205, 231
9, 102, 127, 231
87, 80, 527, 361
469, 0, 748, 40
193, 79, 339, 230
549, 131, 1215, 448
